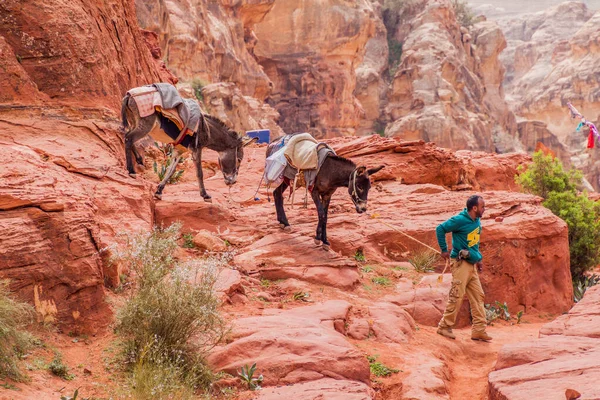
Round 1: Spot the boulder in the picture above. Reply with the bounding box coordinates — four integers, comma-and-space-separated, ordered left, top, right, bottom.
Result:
208, 301, 370, 386
489, 286, 600, 400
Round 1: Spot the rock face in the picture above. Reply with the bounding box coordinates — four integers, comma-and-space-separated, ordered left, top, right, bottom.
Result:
496, 2, 600, 189
489, 285, 600, 400
384, 0, 519, 152
135, 0, 274, 100
201, 82, 284, 138
0, 0, 166, 331
0, 0, 166, 110
253, 0, 377, 138
498, 2, 594, 113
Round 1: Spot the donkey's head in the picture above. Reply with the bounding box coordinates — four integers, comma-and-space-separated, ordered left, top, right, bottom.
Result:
348, 165, 385, 213
218, 136, 258, 186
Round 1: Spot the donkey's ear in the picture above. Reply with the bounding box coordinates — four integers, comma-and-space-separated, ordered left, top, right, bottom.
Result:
356, 166, 367, 176
242, 136, 259, 147
367, 165, 385, 176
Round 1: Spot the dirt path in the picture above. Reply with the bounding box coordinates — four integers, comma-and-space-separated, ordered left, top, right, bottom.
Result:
431, 322, 545, 399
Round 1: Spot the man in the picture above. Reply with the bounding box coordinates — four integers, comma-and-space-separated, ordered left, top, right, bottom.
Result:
435, 195, 492, 342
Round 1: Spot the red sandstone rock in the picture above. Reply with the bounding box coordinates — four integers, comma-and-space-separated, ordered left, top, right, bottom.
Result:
489, 286, 600, 400
207, 301, 370, 386
192, 230, 227, 252
347, 319, 370, 340
0, 111, 154, 332
369, 302, 415, 343
0, 0, 169, 110
0, 0, 176, 332
215, 268, 242, 297
256, 378, 374, 400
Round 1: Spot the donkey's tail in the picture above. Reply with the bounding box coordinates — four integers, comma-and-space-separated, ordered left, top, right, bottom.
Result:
120, 94, 130, 131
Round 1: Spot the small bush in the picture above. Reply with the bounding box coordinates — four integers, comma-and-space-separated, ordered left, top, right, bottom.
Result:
388, 38, 403, 78
354, 248, 366, 262
485, 301, 510, 324
452, 0, 474, 27
192, 79, 208, 103
367, 355, 399, 377
0, 280, 35, 381
108, 224, 227, 396
48, 354, 74, 380
408, 249, 439, 272
182, 233, 195, 249
516, 151, 600, 278
152, 142, 184, 184
371, 276, 391, 286
516, 310, 524, 324
260, 278, 271, 288
238, 363, 263, 391
573, 274, 600, 303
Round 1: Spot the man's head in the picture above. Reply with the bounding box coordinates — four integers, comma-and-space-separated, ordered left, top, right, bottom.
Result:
466, 195, 485, 219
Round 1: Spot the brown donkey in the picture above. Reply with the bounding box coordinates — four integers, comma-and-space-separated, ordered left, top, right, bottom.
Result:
121, 94, 256, 201
267, 141, 384, 250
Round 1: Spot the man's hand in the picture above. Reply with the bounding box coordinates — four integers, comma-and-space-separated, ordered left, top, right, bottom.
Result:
441, 252, 450, 260
476, 262, 483, 272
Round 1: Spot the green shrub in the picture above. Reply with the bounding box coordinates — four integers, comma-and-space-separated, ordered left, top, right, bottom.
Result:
48, 354, 74, 380
192, 79, 208, 103
354, 248, 366, 262
452, 0, 474, 27
0, 280, 34, 381
371, 276, 391, 286
238, 363, 263, 391
152, 142, 184, 184
544, 191, 600, 277
516, 151, 600, 278
516, 151, 582, 199
182, 233, 195, 249
108, 224, 228, 396
573, 274, 600, 303
367, 355, 399, 377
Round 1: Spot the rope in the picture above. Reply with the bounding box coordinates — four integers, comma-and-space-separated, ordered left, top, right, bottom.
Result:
370, 215, 449, 283
373, 218, 440, 254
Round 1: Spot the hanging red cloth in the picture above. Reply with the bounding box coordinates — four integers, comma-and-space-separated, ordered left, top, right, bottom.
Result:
588, 130, 595, 149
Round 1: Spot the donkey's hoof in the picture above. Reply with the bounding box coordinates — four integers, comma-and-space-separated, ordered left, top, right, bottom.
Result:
203, 197, 213, 203
314, 239, 322, 246
322, 244, 331, 252
128, 173, 137, 179
153, 193, 162, 200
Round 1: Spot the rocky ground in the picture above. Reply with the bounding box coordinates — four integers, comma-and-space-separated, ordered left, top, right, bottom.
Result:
3, 139, 597, 399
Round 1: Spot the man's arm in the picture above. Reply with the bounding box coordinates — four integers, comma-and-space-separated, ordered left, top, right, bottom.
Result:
436, 216, 460, 259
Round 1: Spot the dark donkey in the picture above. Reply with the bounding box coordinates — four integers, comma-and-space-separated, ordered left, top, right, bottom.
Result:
267, 140, 384, 251
121, 94, 256, 201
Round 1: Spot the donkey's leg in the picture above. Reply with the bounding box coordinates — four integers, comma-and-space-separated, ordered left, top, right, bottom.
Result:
155, 153, 182, 200
274, 182, 291, 230
192, 147, 212, 202
321, 193, 333, 251
311, 190, 325, 246
132, 144, 144, 166
125, 134, 136, 176
125, 114, 156, 177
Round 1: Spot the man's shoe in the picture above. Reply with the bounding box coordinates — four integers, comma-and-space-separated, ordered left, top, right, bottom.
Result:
437, 327, 456, 340
471, 331, 492, 342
